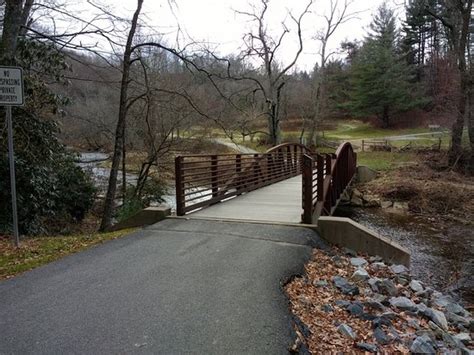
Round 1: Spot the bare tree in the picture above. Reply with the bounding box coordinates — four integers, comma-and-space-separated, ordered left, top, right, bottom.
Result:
236, 0, 313, 145
425, 0, 473, 167
100, 0, 144, 231
306, 0, 359, 145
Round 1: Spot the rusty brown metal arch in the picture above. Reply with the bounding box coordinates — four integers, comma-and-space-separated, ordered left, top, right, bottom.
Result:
301, 142, 357, 224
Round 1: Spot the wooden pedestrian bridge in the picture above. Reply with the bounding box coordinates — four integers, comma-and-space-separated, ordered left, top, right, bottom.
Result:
174, 142, 357, 225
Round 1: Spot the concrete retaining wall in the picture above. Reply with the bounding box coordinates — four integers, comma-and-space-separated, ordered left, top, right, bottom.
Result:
316, 216, 410, 266
108, 206, 171, 232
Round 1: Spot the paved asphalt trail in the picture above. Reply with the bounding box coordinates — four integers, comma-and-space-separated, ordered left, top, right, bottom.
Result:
0, 219, 326, 354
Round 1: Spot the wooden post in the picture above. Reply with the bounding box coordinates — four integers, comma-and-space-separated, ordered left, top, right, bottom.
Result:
211, 155, 218, 198
175, 156, 184, 216
302, 154, 314, 224
362, 140, 365, 152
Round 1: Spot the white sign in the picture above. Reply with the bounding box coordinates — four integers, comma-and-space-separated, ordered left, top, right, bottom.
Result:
0, 67, 24, 106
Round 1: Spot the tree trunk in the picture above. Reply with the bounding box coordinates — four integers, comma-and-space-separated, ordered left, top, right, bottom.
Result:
0, 0, 24, 62
100, 0, 144, 231
382, 106, 390, 128
468, 85, 474, 171
448, 0, 472, 164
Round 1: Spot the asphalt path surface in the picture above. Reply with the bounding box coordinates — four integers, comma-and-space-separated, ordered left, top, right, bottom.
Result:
0, 218, 326, 354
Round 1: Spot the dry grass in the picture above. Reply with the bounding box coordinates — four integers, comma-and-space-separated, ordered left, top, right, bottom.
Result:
361, 152, 474, 223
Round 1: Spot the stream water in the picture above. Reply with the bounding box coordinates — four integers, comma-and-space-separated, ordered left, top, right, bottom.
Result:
79, 152, 182, 210
335, 206, 474, 305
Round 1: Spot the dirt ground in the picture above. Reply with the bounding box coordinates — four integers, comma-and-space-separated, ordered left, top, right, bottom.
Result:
359, 151, 474, 226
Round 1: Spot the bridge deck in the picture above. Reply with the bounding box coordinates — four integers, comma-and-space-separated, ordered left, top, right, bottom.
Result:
190, 176, 302, 224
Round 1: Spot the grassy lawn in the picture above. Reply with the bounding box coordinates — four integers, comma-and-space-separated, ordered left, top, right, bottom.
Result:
356, 151, 417, 171
0, 229, 136, 280
323, 121, 435, 140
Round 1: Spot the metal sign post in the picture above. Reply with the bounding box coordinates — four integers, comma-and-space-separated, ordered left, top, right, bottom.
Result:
1, 67, 25, 247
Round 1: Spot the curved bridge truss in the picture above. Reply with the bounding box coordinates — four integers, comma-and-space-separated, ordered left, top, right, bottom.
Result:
175, 142, 356, 223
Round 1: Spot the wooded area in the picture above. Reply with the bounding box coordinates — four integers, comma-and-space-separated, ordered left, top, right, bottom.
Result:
0, 0, 473, 234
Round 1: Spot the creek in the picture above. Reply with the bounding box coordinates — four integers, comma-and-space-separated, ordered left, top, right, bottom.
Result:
335, 206, 474, 305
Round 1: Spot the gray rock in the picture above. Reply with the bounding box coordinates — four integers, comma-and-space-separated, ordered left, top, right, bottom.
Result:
364, 195, 381, 207
321, 304, 334, 313
409, 280, 424, 292
381, 200, 393, 208
389, 296, 417, 311
351, 196, 363, 206
371, 262, 386, 270
335, 300, 351, 309
445, 302, 470, 317
410, 335, 436, 354
350, 257, 368, 267
373, 327, 391, 345
331, 255, 345, 267
393, 201, 409, 211
332, 276, 359, 296
352, 188, 363, 198
421, 308, 449, 331
364, 300, 386, 312
352, 268, 370, 282
389, 264, 409, 274
368, 278, 380, 292
432, 294, 453, 308
347, 303, 364, 317
446, 312, 470, 327
369, 255, 383, 263
356, 342, 378, 353
409, 280, 424, 293
380, 311, 398, 320
338, 323, 356, 339
372, 316, 392, 329
397, 275, 410, 286
313, 280, 329, 288
415, 330, 436, 342
343, 247, 357, 257
377, 279, 398, 296
417, 303, 428, 314
454, 333, 471, 345
430, 309, 449, 331
407, 318, 421, 330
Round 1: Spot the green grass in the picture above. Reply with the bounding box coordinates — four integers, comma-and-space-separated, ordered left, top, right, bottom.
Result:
322, 121, 434, 140
356, 151, 417, 171
0, 229, 136, 280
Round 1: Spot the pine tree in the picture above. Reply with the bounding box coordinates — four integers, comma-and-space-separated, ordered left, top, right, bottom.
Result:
348, 3, 427, 127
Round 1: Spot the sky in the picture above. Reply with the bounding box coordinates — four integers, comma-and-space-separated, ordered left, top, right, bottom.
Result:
60, 0, 405, 71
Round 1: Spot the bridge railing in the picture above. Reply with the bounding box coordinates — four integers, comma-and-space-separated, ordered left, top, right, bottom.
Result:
302, 142, 357, 224
175, 143, 313, 215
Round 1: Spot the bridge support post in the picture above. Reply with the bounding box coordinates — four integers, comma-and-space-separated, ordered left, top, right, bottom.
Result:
175, 156, 184, 216
302, 154, 314, 224
211, 155, 218, 198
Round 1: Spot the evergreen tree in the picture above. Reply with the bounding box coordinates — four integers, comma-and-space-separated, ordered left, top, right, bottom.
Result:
348, 3, 427, 127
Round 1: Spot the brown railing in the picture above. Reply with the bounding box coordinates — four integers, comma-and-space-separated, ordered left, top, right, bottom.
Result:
175, 143, 313, 215
301, 142, 357, 224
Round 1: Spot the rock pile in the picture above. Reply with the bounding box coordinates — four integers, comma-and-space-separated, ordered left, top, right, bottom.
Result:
285, 248, 473, 354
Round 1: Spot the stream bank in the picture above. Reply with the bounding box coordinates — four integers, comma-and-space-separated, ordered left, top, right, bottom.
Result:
335, 206, 474, 306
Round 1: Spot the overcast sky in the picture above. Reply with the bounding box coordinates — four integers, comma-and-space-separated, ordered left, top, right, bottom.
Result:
79, 0, 405, 71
